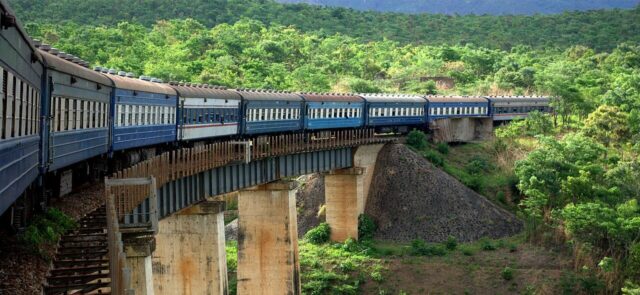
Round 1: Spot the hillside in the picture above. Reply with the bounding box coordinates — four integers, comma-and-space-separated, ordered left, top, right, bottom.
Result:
9, 0, 640, 50
277, 0, 640, 15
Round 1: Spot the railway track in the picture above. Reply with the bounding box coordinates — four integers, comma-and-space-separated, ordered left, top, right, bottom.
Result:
43, 206, 111, 295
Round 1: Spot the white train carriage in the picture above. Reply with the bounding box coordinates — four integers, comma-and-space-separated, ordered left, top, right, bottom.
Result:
172, 83, 242, 141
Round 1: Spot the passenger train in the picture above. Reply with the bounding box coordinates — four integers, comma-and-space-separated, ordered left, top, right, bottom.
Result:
0, 0, 551, 227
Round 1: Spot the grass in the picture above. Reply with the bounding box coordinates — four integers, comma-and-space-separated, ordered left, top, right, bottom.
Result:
21, 208, 77, 258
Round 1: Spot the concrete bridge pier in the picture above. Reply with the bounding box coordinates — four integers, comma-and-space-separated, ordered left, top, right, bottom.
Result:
324, 144, 385, 242
123, 236, 156, 295
237, 181, 301, 295
152, 201, 228, 295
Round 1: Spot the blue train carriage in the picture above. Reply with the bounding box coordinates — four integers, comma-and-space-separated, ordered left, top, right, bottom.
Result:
171, 83, 242, 142
299, 92, 365, 130
107, 72, 178, 160
425, 95, 490, 121
237, 89, 304, 135
39, 47, 112, 186
486, 96, 551, 121
360, 93, 427, 133
0, 0, 45, 215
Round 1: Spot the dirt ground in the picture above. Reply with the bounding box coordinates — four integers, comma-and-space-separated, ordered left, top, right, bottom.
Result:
363, 241, 573, 295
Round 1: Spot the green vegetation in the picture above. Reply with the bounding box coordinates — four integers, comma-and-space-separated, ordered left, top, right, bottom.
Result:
445, 236, 458, 250
21, 208, 76, 258
357, 214, 377, 241
12, 18, 638, 116
305, 222, 331, 245
12, 0, 640, 51
410, 239, 447, 257
226, 241, 239, 295
501, 266, 514, 281
300, 240, 384, 294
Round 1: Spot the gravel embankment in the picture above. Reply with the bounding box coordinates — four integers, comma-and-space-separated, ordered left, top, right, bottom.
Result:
365, 144, 522, 242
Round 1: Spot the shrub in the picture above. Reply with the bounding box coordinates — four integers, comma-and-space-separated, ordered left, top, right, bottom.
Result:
406, 130, 427, 150
628, 243, 640, 277
445, 236, 458, 250
462, 175, 483, 192
460, 246, 474, 256
411, 239, 447, 256
423, 150, 444, 167
465, 156, 492, 175
21, 208, 76, 257
436, 142, 450, 154
496, 191, 507, 204
480, 238, 496, 251
305, 223, 331, 244
501, 267, 514, 281
358, 214, 377, 241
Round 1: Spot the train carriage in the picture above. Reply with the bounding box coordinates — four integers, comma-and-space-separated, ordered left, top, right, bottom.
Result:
172, 83, 242, 141
299, 93, 365, 130
108, 73, 178, 152
486, 96, 551, 121
40, 48, 112, 172
0, 0, 44, 214
238, 90, 304, 135
361, 93, 426, 133
425, 95, 490, 121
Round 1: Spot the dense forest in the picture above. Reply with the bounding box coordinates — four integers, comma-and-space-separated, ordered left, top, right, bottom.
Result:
13, 0, 640, 293
277, 0, 640, 15
9, 0, 640, 50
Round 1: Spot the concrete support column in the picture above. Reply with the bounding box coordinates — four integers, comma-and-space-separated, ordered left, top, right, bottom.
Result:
124, 237, 156, 295
237, 181, 301, 295
324, 168, 364, 242
324, 143, 385, 242
152, 201, 228, 295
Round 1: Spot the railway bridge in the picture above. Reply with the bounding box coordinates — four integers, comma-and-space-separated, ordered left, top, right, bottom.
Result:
102, 129, 391, 295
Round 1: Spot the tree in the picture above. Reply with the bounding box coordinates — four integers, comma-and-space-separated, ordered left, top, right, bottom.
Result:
582, 105, 630, 149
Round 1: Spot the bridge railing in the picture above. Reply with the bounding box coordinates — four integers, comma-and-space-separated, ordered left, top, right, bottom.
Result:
105, 128, 382, 221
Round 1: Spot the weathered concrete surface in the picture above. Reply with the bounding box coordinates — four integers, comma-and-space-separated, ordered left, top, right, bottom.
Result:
353, 144, 385, 208
237, 181, 301, 295
324, 144, 385, 242
325, 168, 363, 242
430, 117, 493, 143
152, 201, 228, 295
124, 237, 156, 295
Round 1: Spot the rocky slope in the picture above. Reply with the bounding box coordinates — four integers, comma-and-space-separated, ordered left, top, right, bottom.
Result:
365, 144, 522, 242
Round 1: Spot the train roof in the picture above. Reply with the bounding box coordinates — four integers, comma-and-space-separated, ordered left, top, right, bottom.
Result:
358, 93, 426, 103
171, 84, 242, 101
0, 0, 42, 63
234, 89, 303, 102
298, 93, 363, 103
425, 95, 488, 103
107, 74, 177, 96
39, 50, 113, 86
485, 96, 550, 102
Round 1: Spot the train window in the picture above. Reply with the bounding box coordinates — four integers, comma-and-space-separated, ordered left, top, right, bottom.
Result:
67, 98, 73, 130
62, 98, 69, 131
66, 98, 72, 130
0, 68, 4, 139
16, 81, 22, 137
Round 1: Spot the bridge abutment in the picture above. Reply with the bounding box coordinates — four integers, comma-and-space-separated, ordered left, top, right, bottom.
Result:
324, 144, 384, 242
152, 201, 228, 295
237, 181, 301, 295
